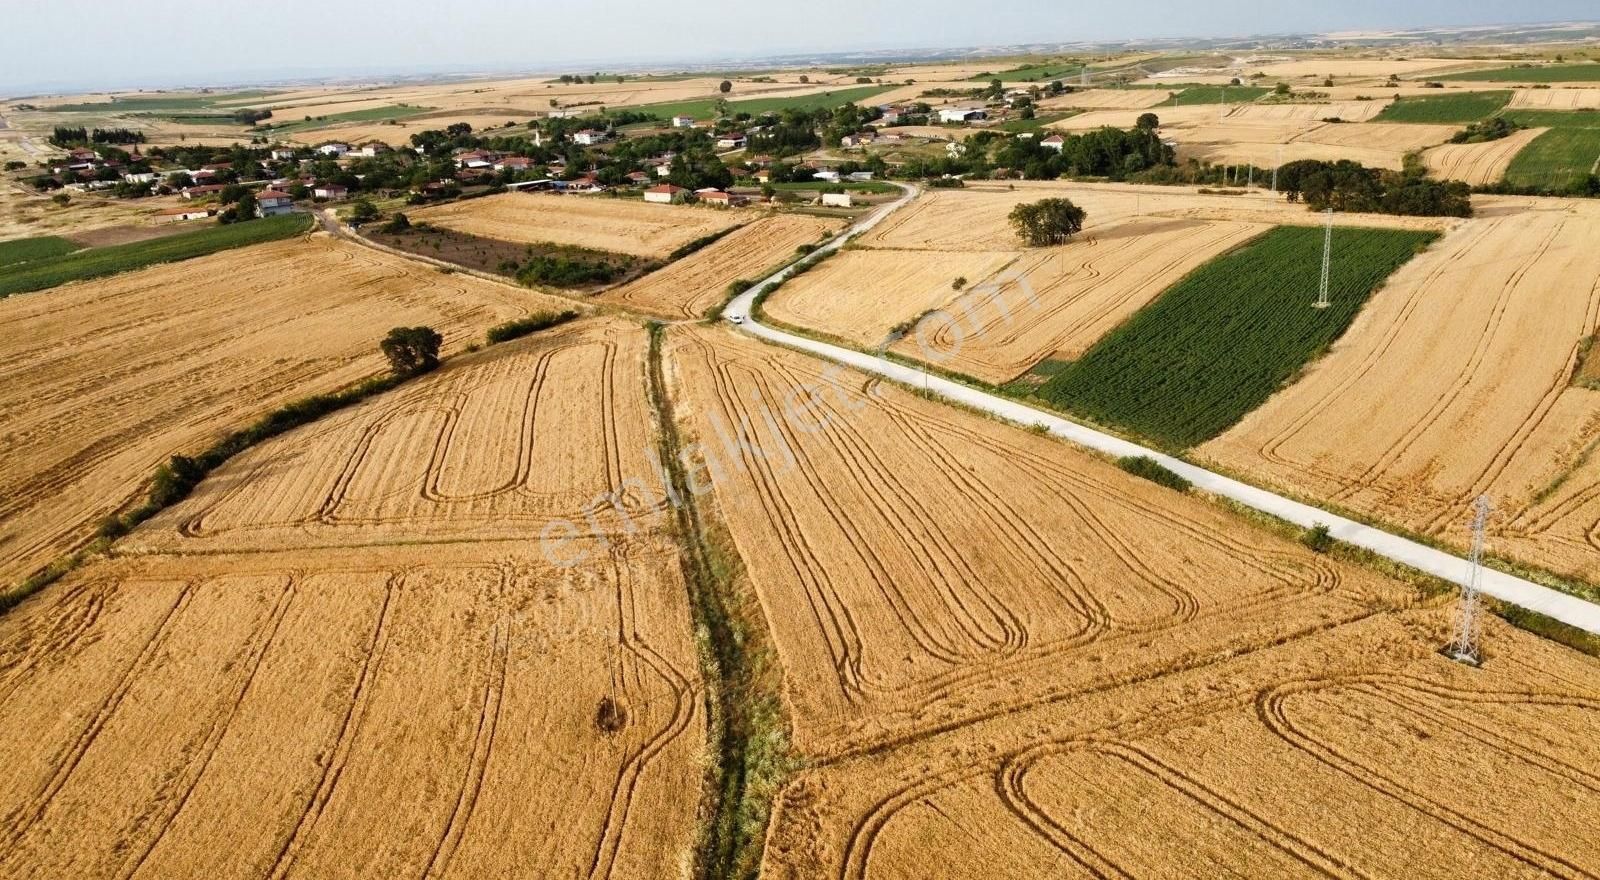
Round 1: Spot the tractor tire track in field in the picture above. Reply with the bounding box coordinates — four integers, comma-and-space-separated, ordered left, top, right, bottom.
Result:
0, 580, 196, 859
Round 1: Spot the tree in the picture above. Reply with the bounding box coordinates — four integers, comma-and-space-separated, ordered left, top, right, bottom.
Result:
381, 326, 443, 376
234, 191, 257, 220
1008, 198, 1086, 247
349, 198, 380, 224
1275, 82, 1291, 96
799, 74, 810, 84
1135, 112, 1160, 131
719, 80, 733, 94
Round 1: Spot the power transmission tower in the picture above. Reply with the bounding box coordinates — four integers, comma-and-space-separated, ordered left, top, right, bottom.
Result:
1312, 209, 1333, 309
1080, 66, 1089, 87
1446, 495, 1493, 665
1272, 144, 1283, 193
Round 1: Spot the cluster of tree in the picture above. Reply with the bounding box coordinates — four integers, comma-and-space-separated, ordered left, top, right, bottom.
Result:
1277, 159, 1473, 217
1009, 198, 1087, 246
514, 254, 626, 287
232, 108, 273, 125
992, 117, 1172, 181
557, 74, 609, 85
50, 126, 149, 147
1448, 116, 1523, 144
381, 327, 443, 376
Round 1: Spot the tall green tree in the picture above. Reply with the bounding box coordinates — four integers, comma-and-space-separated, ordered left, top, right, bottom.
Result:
1009, 198, 1087, 246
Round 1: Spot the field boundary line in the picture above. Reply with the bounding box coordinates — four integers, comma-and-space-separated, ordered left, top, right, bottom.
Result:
723, 182, 1600, 638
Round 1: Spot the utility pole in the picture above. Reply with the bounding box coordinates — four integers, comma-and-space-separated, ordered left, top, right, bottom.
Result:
1272, 144, 1283, 194
1447, 495, 1493, 665
1312, 208, 1333, 309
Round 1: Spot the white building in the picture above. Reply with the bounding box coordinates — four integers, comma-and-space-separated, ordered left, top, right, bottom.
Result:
812, 170, 841, 183
938, 107, 988, 124
644, 184, 687, 204
672, 115, 696, 128
1040, 134, 1066, 151
716, 134, 746, 150
256, 189, 295, 217
821, 192, 853, 208
316, 143, 350, 157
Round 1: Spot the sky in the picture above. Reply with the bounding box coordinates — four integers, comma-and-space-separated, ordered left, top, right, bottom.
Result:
1, 0, 1595, 94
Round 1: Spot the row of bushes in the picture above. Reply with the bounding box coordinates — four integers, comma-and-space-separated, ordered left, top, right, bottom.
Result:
485, 309, 579, 343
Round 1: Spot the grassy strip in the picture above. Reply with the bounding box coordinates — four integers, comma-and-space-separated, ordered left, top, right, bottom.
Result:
485, 309, 579, 343
668, 224, 744, 261
0, 214, 311, 299
1037, 225, 1438, 448
1376, 91, 1512, 123
1444, 64, 1600, 83
646, 323, 792, 880
1499, 110, 1600, 191
629, 85, 895, 123
1118, 456, 1191, 492
1160, 85, 1269, 106
0, 235, 80, 268
42, 90, 278, 113
261, 104, 433, 134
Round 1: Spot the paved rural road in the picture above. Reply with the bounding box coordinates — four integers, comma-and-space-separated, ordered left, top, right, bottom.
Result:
725, 182, 1600, 637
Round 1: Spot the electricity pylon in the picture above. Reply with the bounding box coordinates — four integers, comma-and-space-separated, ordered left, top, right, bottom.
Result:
1447, 495, 1493, 665
1312, 209, 1333, 309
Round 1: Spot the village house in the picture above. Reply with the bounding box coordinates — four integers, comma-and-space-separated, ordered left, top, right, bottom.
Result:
671, 115, 696, 128
270, 147, 298, 161
643, 183, 687, 204
356, 142, 390, 158
715, 133, 747, 150
625, 170, 652, 185
256, 189, 295, 217
840, 132, 875, 148
821, 192, 853, 208
1040, 134, 1066, 151
938, 106, 988, 124
752, 169, 773, 184
122, 171, 157, 184
848, 170, 875, 181
494, 156, 534, 172
316, 143, 350, 157
154, 206, 213, 224
456, 149, 496, 169
180, 183, 228, 200
313, 183, 349, 201
572, 129, 610, 146
697, 188, 746, 208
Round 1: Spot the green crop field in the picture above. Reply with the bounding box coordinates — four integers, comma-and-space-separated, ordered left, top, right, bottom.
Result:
628, 84, 896, 123
261, 104, 434, 134
1037, 225, 1438, 448
0, 235, 80, 269
1498, 110, 1600, 190
1445, 64, 1600, 83
43, 91, 278, 113
1161, 85, 1270, 106
0, 214, 311, 299
969, 62, 1084, 83
1376, 91, 1511, 123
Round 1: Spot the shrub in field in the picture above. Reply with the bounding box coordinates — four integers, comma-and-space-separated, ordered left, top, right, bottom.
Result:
485, 310, 579, 344
1302, 523, 1335, 554
1118, 456, 1192, 492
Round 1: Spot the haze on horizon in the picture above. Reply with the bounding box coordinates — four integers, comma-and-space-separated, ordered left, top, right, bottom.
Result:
2, 0, 1595, 95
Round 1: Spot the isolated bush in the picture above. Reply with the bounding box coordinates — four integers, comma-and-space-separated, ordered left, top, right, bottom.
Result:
595, 696, 627, 733
1117, 456, 1191, 492
381, 326, 443, 376
1303, 522, 1335, 554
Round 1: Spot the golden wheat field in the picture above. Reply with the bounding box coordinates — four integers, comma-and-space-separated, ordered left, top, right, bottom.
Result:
601, 214, 843, 320
1424, 127, 1550, 185
1038, 89, 1170, 110
1203, 197, 1600, 582
0, 233, 554, 591
763, 606, 1600, 879
0, 318, 708, 879
411, 193, 748, 258
1507, 89, 1600, 110
664, 325, 1414, 754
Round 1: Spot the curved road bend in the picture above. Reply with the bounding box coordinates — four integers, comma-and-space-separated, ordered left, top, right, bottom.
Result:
725, 182, 1600, 637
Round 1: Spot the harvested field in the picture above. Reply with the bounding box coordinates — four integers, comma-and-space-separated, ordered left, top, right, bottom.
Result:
1297, 121, 1461, 151
0, 233, 556, 590
601, 214, 843, 320
764, 249, 1021, 348
412, 193, 748, 259
0, 319, 707, 879
1222, 102, 1390, 123
1203, 197, 1600, 582
763, 605, 1600, 878
1424, 127, 1550, 185
1038, 89, 1169, 110
1046, 104, 1220, 131
664, 324, 1416, 756
1508, 88, 1600, 110
887, 219, 1266, 384
1248, 57, 1499, 80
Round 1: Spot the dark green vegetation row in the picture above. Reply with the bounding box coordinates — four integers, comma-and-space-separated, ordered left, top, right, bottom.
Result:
0, 213, 310, 299
1500, 110, 1600, 191
1445, 63, 1600, 83
1376, 90, 1512, 123
0, 235, 80, 268
629, 84, 894, 124
1159, 85, 1270, 106
1038, 225, 1438, 447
